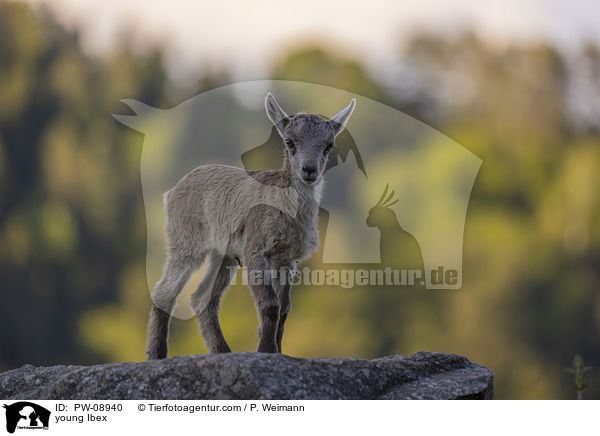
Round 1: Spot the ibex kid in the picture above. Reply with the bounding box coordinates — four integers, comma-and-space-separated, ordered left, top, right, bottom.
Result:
146, 93, 356, 358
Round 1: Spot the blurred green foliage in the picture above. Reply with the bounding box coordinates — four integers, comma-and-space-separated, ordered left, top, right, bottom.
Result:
0, 3, 599, 399
565, 355, 592, 399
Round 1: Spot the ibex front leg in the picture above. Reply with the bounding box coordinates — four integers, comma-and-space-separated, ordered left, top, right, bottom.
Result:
273, 270, 291, 353
247, 257, 280, 353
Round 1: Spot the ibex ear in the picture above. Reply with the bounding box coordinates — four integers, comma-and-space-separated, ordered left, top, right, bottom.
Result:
265, 93, 290, 137
329, 98, 356, 136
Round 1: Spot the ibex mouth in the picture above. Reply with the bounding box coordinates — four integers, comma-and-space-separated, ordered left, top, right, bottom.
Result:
301, 175, 318, 185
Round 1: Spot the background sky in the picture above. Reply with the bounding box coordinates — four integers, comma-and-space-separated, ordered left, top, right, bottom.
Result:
41, 0, 600, 84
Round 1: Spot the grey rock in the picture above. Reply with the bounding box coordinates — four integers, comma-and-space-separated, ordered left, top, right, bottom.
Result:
0, 351, 493, 400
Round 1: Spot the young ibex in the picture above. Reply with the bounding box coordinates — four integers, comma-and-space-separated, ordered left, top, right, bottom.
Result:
146, 93, 356, 358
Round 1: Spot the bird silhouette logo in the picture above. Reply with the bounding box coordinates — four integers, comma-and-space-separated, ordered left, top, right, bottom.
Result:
366, 184, 424, 271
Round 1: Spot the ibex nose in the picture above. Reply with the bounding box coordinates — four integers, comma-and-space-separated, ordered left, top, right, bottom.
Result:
301, 164, 318, 184
302, 165, 317, 175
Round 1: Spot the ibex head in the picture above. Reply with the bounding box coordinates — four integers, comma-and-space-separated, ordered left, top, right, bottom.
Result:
366, 184, 399, 228
265, 93, 355, 185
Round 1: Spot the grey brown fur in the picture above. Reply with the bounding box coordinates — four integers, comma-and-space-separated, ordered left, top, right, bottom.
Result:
146, 93, 355, 359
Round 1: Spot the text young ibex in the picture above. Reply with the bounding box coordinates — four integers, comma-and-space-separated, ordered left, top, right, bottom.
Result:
146, 93, 356, 358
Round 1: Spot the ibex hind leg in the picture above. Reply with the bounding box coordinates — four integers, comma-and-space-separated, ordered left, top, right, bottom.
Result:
146, 255, 196, 359
192, 255, 238, 353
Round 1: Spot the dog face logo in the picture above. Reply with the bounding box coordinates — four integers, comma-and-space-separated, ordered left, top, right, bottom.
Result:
3, 402, 50, 433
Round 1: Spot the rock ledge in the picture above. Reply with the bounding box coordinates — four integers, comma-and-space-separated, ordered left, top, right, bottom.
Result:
0, 351, 493, 400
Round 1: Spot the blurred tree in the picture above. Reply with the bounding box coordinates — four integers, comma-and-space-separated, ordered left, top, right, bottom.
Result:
271, 47, 384, 103
0, 3, 166, 366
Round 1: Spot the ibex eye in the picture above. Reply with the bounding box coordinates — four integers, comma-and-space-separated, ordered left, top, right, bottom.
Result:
285, 139, 296, 154
323, 142, 334, 155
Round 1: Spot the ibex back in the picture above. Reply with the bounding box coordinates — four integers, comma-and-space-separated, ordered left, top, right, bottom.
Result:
146, 93, 356, 358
